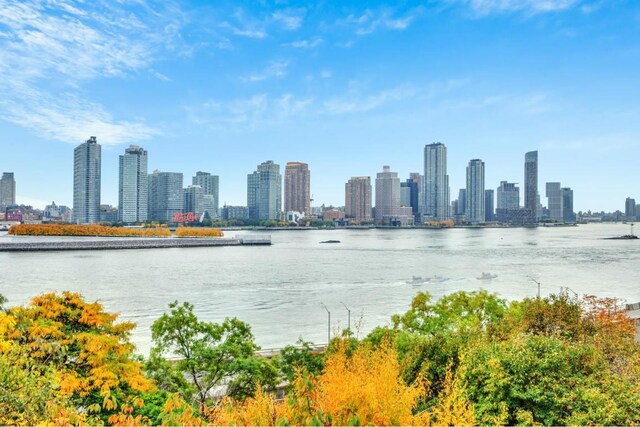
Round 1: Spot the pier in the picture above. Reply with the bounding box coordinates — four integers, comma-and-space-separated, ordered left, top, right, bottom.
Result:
0, 236, 271, 252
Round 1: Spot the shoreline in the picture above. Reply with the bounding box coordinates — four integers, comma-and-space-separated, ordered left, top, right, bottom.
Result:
0, 236, 270, 252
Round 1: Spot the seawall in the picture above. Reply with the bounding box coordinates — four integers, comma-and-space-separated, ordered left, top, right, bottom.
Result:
0, 237, 270, 252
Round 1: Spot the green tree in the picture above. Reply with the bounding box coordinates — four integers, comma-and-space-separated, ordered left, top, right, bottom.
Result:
277, 339, 326, 383
149, 301, 277, 409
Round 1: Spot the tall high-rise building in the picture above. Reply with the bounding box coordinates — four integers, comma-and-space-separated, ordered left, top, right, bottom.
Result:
192, 171, 219, 216
485, 189, 494, 222
345, 176, 372, 222
465, 159, 485, 223
497, 181, 519, 210
183, 185, 204, 217
284, 162, 311, 215
424, 143, 450, 220
0, 172, 16, 207
409, 172, 425, 221
524, 150, 538, 220
456, 189, 467, 216
546, 182, 563, 221
625, 197, 637, 219
148, 170, 183, 222
247, 160, 282, 221
562, 187, 575, 223
374, 166, 413, 225
400, 178, 420, 221
119, 145, 148, 223
73, 136, 101, 224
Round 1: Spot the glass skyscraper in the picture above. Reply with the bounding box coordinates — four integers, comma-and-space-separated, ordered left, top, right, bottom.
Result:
73, 136, 101, 224
524, 150, 538, 221
148, 170, 183, 222
0, 172, 16, 208
247, 160, 282, 221
424, 142, 450, 220
465, 159, 485, 223
118, 145, 148, 223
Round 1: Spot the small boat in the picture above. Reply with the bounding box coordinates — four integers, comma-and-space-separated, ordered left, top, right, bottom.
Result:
606, 235, 638, 240
406, 276, 430, 285
320, 240, 341, 244
477, 272, 498, 280
429, 275, 449, 283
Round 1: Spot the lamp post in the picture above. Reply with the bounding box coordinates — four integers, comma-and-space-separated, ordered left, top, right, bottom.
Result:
530, 277, 541, 298
341, 302, 351, 333
321, 303, 330, 344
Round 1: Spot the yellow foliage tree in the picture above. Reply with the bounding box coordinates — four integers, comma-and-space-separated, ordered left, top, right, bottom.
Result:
173, 227, 224, 238
8, 223, 171, 237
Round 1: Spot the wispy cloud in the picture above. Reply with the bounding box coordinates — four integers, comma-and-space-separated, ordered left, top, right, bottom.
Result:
456, 0, 581, 17
339, 7, 423, 36
242, 60, 289, 82
285, 38, 324, 49
272, 9, 305, 31
0, 0, 184, 144
219, 21, 267, 39
441, 91, 552, 115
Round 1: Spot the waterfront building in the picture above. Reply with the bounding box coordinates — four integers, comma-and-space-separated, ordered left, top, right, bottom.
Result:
524, 151, 538, 221
73, 136, 101, 224
247, 160, 282, 221
546, 182, 563, 221
400, 178, 419, 221
43, 201, 61, 221
118, 145, 148, 223
465, 159, 485, 224
148, 170, 183, 223
99, 205, 119, 223
284, 162, 311, 216
409, 172, 425, 221
562, 187, 576, 223
345, 176, 372, 222
497, 181, 520, 210
323, 209, 345, 222
424, 143, 450, 220
626, 197, 637, 219
0, 172, 16, 208
485, 189, 494, 222
183, 185, 204, 217
375, 166, 413, 225
192, 171, 219, 216
456, 189, 467, 216
202, 195, 216, 219
221, 205, 249, 220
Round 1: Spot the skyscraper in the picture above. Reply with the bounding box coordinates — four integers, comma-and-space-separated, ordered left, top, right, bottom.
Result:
562, 187, 575, 223
524, 150, 538, 221
247, 160, 282, 221
465, 159, 485, 223
497, 181, 520, 210
183, 185, 204, 217
400, 178, 419, 220
546, 182, 563, 221
485, 189, 494, 222
409, 172, 424, 221
456, 189, 467, 216
119, 145, 148, 223
0, 172, 16, 208
148, 170, 183, 222
284, 162, 311, 215
73, 136, 101, 224
192, 171, 219, 217
345, 176, 372, 222
424, 143, 450, 220
374, 166, 413, 225
625, 197, 637, 219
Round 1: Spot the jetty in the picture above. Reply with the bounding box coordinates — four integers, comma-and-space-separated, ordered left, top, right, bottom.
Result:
0, 235, 271, 252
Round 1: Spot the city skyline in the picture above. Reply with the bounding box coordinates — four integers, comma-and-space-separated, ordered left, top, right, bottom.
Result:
1, 1, 639, 211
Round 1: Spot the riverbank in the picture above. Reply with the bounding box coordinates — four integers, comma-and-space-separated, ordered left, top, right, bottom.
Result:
0, 236, 270, 251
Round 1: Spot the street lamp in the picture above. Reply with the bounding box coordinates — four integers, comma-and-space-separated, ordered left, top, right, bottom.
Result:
321, 302, 330, 344
529, 277, 541, 298
341, 302, 351, 333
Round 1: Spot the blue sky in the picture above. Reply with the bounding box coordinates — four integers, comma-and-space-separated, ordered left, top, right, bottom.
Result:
1, 0, 639, 212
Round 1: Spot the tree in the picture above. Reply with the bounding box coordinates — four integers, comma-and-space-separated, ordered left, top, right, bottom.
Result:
149, 301, 277, 410
277, 339, 326, 383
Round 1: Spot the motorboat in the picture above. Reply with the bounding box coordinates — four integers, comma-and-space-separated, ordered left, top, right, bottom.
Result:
406, 276, 430, 285
477, 272, 498, 280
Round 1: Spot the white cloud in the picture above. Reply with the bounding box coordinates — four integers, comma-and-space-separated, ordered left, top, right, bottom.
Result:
459, 0, 580, 16
340, 7, 423, 36
219, 21, 267, 39
272, 10, 305, 31
0, 0, 185, 144
243, 60, 289, 82
285, 38, 324, 49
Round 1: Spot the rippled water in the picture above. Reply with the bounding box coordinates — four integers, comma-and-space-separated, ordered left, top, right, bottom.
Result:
1, 224, 639, 354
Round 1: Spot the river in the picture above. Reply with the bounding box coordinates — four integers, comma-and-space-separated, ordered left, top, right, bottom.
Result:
1, 223, 638, 354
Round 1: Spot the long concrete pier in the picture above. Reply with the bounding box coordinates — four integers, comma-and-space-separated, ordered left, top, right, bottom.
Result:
0, 236, 271, 252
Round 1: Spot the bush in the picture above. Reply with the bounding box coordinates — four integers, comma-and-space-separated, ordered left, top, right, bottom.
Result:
173, 227, 224, 238
8, 224, 171, 237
